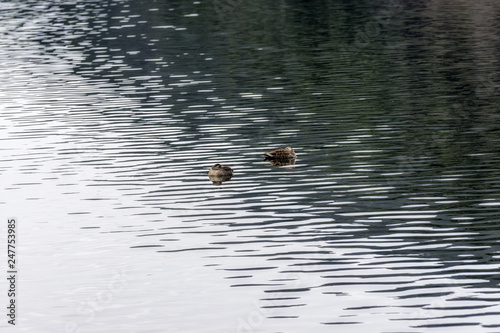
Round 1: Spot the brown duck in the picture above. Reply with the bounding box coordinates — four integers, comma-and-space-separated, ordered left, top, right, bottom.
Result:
208, 164, 233, 184
208, 164, 233, 177
262, 147, 296, 161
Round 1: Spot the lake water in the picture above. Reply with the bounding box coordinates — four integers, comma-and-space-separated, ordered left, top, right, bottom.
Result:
2, 0, 500, 332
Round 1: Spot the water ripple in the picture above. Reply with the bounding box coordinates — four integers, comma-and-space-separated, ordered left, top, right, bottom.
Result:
2, 1, 500, 332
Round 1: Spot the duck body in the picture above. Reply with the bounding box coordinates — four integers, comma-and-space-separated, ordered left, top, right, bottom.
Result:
208, 164, 233, 185
262, 147, 296, 161
208, 163, 233, 177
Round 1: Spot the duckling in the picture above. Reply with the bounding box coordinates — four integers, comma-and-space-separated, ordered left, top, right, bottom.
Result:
208, 163, 233, 177
262, 147, 296, 161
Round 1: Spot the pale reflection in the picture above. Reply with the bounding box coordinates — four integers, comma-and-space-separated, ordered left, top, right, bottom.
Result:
208, 174, 233, 185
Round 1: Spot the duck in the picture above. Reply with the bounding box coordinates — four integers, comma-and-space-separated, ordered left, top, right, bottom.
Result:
208, 163, 233, 177
262, 147, 296, 161
208, 164, 233, 184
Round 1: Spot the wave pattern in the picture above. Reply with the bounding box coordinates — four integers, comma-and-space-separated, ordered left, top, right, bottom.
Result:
2, 1, 500, 332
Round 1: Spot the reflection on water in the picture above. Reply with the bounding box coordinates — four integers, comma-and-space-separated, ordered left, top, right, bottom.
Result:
2, 0, 500, 332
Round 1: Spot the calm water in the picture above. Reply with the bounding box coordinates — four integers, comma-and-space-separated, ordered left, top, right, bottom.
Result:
2, 0, 500, 332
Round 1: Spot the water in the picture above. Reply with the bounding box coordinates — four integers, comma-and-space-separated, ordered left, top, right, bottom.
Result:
1, 0, 500, 332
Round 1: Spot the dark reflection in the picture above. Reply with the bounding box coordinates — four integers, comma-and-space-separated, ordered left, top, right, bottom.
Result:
266, 158, 296, 167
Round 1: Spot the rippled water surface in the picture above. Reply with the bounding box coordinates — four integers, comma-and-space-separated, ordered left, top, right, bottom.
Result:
2, 1, 500, 332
